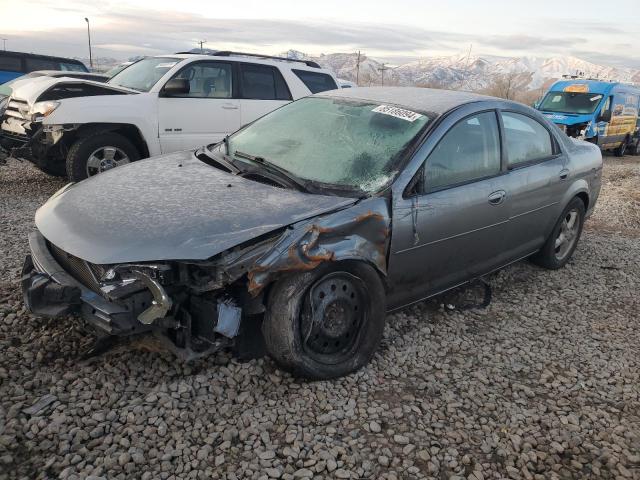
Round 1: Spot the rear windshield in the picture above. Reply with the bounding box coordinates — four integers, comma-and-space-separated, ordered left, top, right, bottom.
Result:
292, 69, 338, 93
108, 57, 180, 92
539, 91, 604, 114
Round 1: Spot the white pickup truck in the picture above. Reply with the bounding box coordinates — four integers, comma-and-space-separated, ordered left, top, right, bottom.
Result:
0, 52, 340, 180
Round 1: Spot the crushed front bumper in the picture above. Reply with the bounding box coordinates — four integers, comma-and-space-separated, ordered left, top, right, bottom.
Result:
21, 231, 150, 336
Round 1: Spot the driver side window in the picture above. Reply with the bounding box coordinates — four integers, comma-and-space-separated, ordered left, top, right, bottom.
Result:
422, 111, 501, 192
168, 62, 233, 99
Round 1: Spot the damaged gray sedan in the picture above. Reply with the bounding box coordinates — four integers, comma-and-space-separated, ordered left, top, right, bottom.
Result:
22, 87, 602, 379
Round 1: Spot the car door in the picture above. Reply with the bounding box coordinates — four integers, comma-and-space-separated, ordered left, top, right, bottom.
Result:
158, 61, 240, 153
387, 109, 511, 308
238, 63, 292, 126
499, 110, 568, 259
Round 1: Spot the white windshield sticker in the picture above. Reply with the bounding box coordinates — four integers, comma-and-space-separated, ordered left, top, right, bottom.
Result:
551, 95, 562, 102
372, 104, 423, 122
156, 62, 177, 69
590, 95, 602, 101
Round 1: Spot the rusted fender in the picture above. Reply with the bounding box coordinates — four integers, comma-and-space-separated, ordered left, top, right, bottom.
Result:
247, 197, 391, 295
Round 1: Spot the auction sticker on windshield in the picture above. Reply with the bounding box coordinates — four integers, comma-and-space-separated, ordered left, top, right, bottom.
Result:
372, 105, 423, 122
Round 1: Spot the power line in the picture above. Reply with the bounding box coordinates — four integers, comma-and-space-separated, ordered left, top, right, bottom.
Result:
378, 63, 390, 86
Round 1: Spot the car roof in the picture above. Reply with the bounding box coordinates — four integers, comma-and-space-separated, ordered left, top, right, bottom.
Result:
318, 86, 498, 115
150, 53, 329, 73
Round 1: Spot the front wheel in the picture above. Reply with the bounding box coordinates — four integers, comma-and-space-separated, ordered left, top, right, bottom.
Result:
262, 262, 386, 380
530, 197, 585, 269
66, 132, 139, 181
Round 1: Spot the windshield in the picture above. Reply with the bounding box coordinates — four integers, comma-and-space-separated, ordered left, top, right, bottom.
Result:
226, 97, 430, 193
108, 57, 179, 92
539, 91, 604, 114
105, 63, 132, 78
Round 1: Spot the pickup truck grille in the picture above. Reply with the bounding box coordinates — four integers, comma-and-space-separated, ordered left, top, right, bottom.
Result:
49, 243, 108, 293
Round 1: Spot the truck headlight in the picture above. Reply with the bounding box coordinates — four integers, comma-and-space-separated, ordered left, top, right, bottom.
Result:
30, 101, 60, 122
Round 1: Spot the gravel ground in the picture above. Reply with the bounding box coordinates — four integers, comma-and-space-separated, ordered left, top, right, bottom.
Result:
0, 157, 638, 480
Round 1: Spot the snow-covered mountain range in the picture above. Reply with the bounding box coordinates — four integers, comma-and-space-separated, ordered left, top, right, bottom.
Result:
281, 50, 640, 91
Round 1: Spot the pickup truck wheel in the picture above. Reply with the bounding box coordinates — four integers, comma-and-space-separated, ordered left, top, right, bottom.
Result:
66, 132, 139, 181
530, 197, 585, 270
262, 263, 385, 380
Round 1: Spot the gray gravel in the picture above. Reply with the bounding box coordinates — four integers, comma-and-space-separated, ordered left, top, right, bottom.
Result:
1, 157, 639, 480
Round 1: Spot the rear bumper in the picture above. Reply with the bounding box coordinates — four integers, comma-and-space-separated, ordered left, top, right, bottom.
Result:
22, 231, 148, 336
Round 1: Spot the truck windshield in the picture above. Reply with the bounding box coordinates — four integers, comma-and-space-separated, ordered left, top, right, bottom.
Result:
539, 91, 603, 114
108, 57, 179, 92
226, 97, 431, 193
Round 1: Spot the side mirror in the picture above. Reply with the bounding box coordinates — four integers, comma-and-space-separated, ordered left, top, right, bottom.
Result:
598, 109, 611, 123
161, 78, 190, 96
533, 100, 540, 109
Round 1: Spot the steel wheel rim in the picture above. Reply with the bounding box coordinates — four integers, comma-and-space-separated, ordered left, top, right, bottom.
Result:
554, 209, 580, 261
300, 272, 368, 364
86, 146, 130, 177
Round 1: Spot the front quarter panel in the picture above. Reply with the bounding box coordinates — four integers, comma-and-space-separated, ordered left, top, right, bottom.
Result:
247, 197, 391, 295
43, 93, 161, 155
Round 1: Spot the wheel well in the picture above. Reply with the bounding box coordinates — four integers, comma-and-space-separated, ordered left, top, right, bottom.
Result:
72, 123, 150, 158
575, 192, 589, 211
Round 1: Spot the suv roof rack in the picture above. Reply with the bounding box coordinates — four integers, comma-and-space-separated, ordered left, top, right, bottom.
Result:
175, 50, 321, 68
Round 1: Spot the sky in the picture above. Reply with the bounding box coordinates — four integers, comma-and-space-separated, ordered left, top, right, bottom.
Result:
1, 0, 639, 68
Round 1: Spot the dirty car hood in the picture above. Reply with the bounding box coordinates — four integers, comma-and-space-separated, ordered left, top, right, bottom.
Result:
35, 152, 356, 264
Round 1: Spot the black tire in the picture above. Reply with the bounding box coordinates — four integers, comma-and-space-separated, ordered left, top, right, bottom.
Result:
66, 132, 139, 182
630, 139, 640, 156
614, 139, 627, 157
530, 197, 586, 270
262, 262, 386, 380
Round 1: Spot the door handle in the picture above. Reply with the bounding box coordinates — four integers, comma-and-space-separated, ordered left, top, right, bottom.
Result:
488, 190, 506, 205
559, 169, 570, 180
222, 104, 239, 110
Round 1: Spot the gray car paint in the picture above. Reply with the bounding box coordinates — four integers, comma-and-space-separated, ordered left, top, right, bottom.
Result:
35, 151, 355, 265
385, 96, 602, 309
33, 88, 602, 313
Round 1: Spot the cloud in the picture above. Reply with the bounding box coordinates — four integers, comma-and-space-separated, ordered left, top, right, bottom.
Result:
3, 4, 638, 71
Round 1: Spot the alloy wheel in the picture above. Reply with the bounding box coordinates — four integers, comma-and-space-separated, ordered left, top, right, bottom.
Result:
86, 146, 131, 177
554, 209, 580, 261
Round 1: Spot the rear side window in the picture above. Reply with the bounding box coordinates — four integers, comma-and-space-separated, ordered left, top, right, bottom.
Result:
25, 58, 59, 72
424, 111, 501, 192
240, 64, 291, 100
502, 112, 553, 166
0, 55, 22, 72
292, 69, 338, 94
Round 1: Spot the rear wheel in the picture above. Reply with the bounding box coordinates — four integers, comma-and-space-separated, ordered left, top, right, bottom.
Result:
66, 132, 139, 181
614, 139, 628, 157
531, 197, 585, 269
262, 262, 386, 379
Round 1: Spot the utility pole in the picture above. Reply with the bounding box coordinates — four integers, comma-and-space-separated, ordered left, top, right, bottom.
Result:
198, 40, 207, 53
355, 50, 361, 86
378, 63, 390, 86
0, 38, 6, 51
84, 18, 93, 70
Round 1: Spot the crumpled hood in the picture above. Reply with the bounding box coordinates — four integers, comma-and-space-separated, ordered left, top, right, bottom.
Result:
541, 112, 593, 126
35, 151, 356, 264
5, 76, 135, 106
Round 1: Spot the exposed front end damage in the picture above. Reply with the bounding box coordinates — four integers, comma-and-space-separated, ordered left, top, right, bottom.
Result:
0, 80, 131, 169
22, 197, 391, 361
